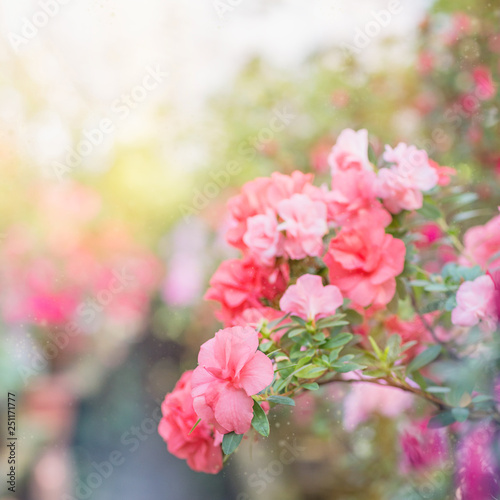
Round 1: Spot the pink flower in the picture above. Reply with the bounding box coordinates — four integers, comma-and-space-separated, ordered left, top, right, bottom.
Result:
225, 171, 315, 251
343, 382, 414, 431
191, 326, 274, 435
429, 159, 456, 186
328, 129, 372, 175
277, 194, 328, 260
456, 425, 500, 500
324, 215, 406, 307
399, 419, 448, 473
279, 274, 343, 322
452, 275, 498, 333
158, 371, 223, 474
326, 169, 391, 226
242, 210, 284, 265
473, 66, 496, 100
204, 258, 288, 327
461, 211, 500, 269
377, 143, 438, 213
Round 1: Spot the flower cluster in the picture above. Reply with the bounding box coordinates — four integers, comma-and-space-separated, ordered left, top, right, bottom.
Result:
159, 129, 500, 485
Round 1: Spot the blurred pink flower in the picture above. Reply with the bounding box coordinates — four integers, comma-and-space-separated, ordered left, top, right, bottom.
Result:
191, 326, 274, 434
461, 210, 500, 269
328, 129, 372, 176
325, 215, 405, 307
456, 424, 500, 499
429, 159, 456, 186
279, 274, 342, 322
343, 382, 414, 431
399, 419, 448, 473
277, 194, 328, 260
473, 66, 496, 100
452, 275, 498, 333
377, 143, 438, 213
158, 370, 223, 474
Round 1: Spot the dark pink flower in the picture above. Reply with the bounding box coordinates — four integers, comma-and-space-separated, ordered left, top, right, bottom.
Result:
158, 371, 223, 474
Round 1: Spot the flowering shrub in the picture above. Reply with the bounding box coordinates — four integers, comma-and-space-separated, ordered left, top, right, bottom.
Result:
158, 129, 500, 496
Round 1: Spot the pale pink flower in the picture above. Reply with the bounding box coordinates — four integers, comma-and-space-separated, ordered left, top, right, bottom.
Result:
279, 274, 343, 322
461, 211, 500, 269
328, 129, 372, 175
242, 210, 284, 265
158, 371, 223, 474
191, 326, 274, 435
377, 143, 438, 213
277, 194, 328, 260
324, 214, 406, 307
343, 382, 414, 431
452, 275, 498, 333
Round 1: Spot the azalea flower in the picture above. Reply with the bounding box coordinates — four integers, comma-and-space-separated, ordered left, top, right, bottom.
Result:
191, 326, 274, 435
279, 274, 343, 322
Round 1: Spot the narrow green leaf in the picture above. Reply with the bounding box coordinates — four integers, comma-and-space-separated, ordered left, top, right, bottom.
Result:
407, 345, 442, 373
428, 411, 456, 429
295, 365, 327, 379
189, 418, 201, 435
302, 382, 319, 391
323, 332, 353, 349
266, 395, 295, 406
251, 400, 270, 437
222, 432, 244, 455
344, 309, 363, 325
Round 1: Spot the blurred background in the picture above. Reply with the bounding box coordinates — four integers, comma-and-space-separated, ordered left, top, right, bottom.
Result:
0, 0, 499, 499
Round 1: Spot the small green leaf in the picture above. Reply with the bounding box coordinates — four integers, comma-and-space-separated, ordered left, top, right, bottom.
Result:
251, 400, 270, 437
426, 386, 451, 394
407, 345, 442, 373
302, 382, 319, 391
387, 292, 399, 314
409, 280, 431, 287
451, 407, 469, 422
291, 315, 307, 326
266, 395, 295, 406
189, 418, 201, 435
332, 362, 365, 373
344, 309, 363, 325
418, 201, 442, 220
222, 432, 244, 455
295, 365, 327, 379
428, 411, 456, 429
424, 283, 449, 292
323, 332, 353, 349
471, 394, 493, 403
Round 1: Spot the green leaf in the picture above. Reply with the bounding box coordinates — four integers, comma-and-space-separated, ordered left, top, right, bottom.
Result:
451, 407, 469, 422
424, 283, 449, 292
368, 336, 384, 359
332, 362, 365, 373
266, 395, 295, 406
428, 411, 456, 429
409, 280, 431, 287
323, 332, 353, 349
386, 334, 402, 363
189, 418, 201, 435
396, 277, 407, 300
344, 309, 363, 325
426, 386, 451, 394
418, 201, 442, 220
452, 208, 492, 223
251, 400, 270, 437
291, 315, 307, 326
407, 345, 442, 373
302, 382, 319, 391
222, 432, 244, 455
387, 292, 399, 314
286, 327, 306, 338
295, 365, 327, 379
471, 394, 493, 403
